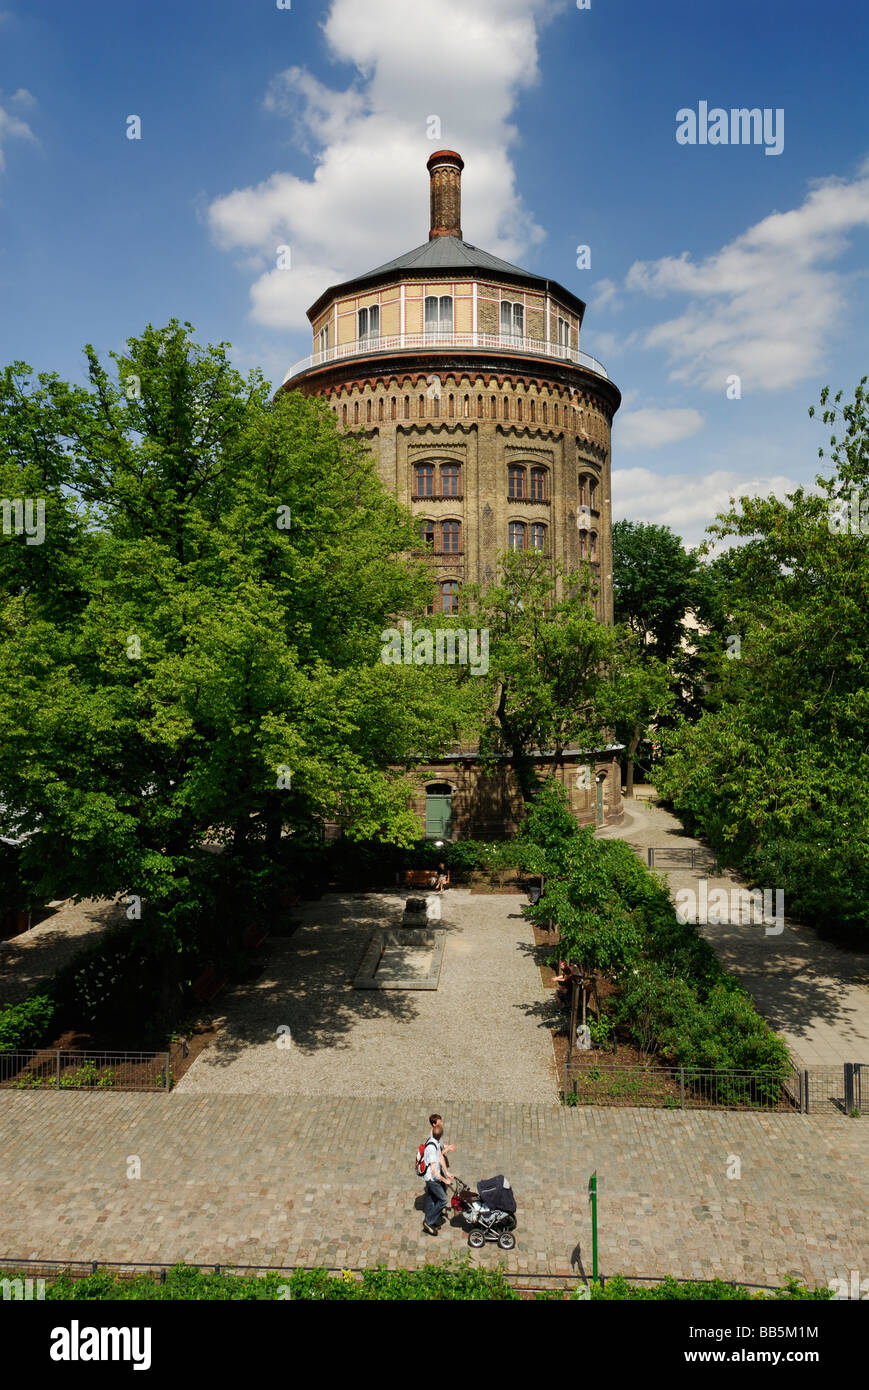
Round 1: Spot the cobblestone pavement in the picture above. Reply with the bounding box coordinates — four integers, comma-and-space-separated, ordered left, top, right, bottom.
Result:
598, 799, 869, 1067
175, 890, 558, 1101
0, 899, 124, 1008
0, 1092, 866, 1287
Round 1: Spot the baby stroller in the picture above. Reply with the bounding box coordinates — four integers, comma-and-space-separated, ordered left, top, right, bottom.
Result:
450, 1175, 517, 1249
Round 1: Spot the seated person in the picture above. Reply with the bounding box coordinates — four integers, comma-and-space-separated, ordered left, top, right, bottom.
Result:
433, 863, 448, 892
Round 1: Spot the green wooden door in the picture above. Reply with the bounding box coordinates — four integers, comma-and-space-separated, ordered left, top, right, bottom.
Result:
425, 784, 453, 839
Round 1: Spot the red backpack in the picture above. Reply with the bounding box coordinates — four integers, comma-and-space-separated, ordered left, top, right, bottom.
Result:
415, 1135, 439, 1177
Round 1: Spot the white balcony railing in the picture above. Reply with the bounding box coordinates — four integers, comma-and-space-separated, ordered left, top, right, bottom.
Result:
282, 331, 608, 384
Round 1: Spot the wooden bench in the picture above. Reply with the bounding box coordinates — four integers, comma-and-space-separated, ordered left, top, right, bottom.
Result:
401, 869, 450, 888
241, 923, 270, 952
191, 964, 227, 1003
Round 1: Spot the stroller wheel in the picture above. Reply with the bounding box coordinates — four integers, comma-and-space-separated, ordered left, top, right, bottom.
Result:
468, 1228, 486, 1249
498, 1232, 516, 1250
502, 1214, 517, 1231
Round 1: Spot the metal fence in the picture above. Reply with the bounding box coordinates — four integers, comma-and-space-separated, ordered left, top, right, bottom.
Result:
562, 1062, 796, 1111
0, 1047, 181, 1092
563, 1058, 869, 1115
786, 1062, 869, 1116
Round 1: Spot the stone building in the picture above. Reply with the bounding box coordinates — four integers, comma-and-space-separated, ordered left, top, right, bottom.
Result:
280, 151, 623, 833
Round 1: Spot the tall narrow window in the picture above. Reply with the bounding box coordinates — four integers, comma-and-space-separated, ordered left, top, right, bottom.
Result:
353, 401, 359, 424
509, 521, 526, 552
441, 463, 461, 497
490, 396, 497, 418
358, 305, 380, 341
342, 404, 347, 426
317, 325, 329, 357
503, 397, 509, 420
425, 295, 453, 335
517, 400, 523, 421
419, 518, 435, 549
414, 464, 435, 498
477, 395, 483, 417
579, 530, 587, 560
390, 397, 396, 420
448, 394, 454, 418
463, 395, 470, 417
530, 467, 546, 501
530, 400, 536, 423
508, 466, 525, 500
441, 520, 461, 554
378, 398, 384, 421
578, 475, 587, 506
542, 402, 548, 424
553, 403, 559, 424
531, 523, 547, 551
501, 300, 524, 337
419, 394, 425, 417
404, 396, 410, 419
557, 317, 570, 355
441, 581, 459, 615
589, 531, 598, 561
588, 477, 598, 509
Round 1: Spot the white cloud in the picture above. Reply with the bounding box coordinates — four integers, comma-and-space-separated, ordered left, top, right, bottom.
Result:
614, 407, 704, 451
624, 159, 869, 392
207, 0, 565, 332
0, 91, 35, 173
612, 466, 802, 541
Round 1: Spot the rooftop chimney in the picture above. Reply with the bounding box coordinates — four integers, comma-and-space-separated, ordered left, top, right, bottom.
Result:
427, 150, 464, 240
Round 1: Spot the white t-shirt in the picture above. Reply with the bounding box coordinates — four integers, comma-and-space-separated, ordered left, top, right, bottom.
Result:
424, 1134, 443, 1182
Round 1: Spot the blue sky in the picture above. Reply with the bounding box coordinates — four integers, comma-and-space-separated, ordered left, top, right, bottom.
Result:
1, 0, 867, 543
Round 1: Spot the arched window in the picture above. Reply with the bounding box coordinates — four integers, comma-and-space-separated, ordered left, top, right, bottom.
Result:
342, 404, 347, 426
419, 394, 425, 417
542, 402, 548, 424
554, 403, 559, 425
404, 395, 410, 418
530, 400, 536, 423
509, 521, 526, 552
578, 475, 588, 506
530, 467, 546, 501
441, 580, 460, 614
353, 401, 359, 424
414, 464, 435, 498
508, 466, 526, 500
517, 399, 523, 421
531, 523, 547, 552
579, 530, 587, 560
503, 397, 509, 420
477, 395, 483, 418
588, 476, 598, 509
441, 462, 461, 497
490, 395, 497, 418
589, 531, 598, 562
378, 398, 384, 421
419, 518, 435, 549
463, 395, 470, 418
367, 399, 372, 423
390, 397, 396, 420
441, 520, 461, 554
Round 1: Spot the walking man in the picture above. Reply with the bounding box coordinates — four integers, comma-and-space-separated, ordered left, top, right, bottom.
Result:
422, 1113, 455, 1235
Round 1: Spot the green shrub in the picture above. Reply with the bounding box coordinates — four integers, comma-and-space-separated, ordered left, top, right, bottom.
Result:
0, 993, 56, 1054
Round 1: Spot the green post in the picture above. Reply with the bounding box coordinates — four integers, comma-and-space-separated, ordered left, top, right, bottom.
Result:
588, 1171, 598, 1284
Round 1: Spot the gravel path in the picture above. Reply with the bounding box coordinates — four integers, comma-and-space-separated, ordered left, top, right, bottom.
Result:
0, 899, 124, 1008
600, 797, 869, 1067
175, 889, 559, 1100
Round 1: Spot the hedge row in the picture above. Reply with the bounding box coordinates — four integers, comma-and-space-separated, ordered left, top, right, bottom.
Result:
4, 1263, 832, 1300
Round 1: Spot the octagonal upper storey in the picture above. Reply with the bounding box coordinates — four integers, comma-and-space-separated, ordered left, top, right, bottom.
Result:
282, 151, 613, 396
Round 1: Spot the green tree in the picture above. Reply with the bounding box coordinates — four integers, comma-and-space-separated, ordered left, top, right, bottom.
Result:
464, 551, 616, 803
656, 379, 869, 941
0, 322, 457, 940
